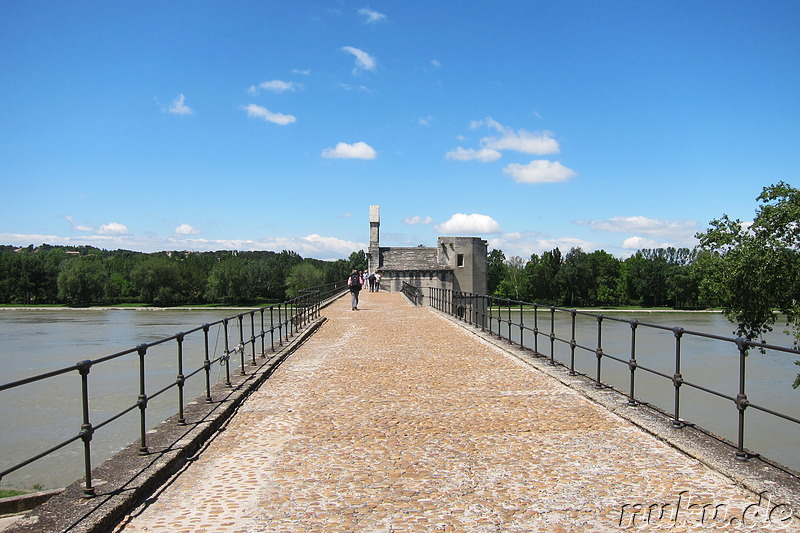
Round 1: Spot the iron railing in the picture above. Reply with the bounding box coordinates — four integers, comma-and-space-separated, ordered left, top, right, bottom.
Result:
0, 281, 347, 497
428, 286, 800, 465
400, 281, 424, 306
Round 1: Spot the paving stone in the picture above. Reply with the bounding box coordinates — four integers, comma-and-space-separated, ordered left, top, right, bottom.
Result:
112, 293, 793, 532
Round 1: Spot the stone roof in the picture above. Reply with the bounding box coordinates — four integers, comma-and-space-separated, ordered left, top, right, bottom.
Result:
378, 247, 451, 271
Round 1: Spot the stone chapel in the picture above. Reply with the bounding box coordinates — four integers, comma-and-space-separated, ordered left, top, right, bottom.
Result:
366, 205, 488, 295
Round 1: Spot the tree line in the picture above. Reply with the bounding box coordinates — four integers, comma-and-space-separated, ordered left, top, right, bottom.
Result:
0, 244, 368, 306
487, 246, 715, 309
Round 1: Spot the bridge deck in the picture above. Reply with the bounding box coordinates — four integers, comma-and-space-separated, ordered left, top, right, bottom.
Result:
112, 292, 777, 532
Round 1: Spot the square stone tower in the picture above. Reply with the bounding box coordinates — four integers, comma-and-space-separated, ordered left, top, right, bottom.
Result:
368, 205, 380, 273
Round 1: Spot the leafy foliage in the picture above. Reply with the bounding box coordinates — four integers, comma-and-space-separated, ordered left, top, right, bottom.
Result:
0, 246, 358, 306
697, 182, 800, 388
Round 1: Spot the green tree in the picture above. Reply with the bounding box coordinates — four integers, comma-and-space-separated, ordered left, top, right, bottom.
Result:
526, 248, 562, 305
487, 249, 506, 295
285, 263, 325, 298
205, 257, 249, 304
557, 248, 593, 307
697, 182, 800, 388
347, 250, 368, 272
496, 255, 525, 300
57, 257, 109, 306
590, 250, 622, 306
130, 255, 182, 305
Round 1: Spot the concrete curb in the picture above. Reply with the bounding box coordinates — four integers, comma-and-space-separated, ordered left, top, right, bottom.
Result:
432, 309, 800, 521
4, 316, 326, 533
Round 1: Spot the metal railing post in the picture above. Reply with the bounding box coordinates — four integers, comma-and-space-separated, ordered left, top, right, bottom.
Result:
672, 328, 685, 428
628, 321, 638, 406
270, 307, 276, 351
735, 338, 750, 460
76, 359, 95, 497
569, 310, 577, 375
176, 333, 186, 425
137, 344, 149, 455
249, 312, 257, 365
549, 307, 556, 365
259, 309, 266, 358
222, 319, 232, 387
595, 316, 604, 387
203, 324, 212, 402
237, 315, 246, 375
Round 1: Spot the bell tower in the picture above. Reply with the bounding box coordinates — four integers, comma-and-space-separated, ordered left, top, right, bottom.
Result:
368, 205, 380, 273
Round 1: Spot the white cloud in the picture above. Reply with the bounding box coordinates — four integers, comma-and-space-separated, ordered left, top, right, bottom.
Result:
339, 212, 353, 219
65, 215, 92, 232
175, 224, 201, 235
486, 233, 599, 258
587, 216, 698, 238
622, 236, 662, 250
341, 46, 377, 73
503, 160, 577, 183
335, 82, 371, 92
483, 129, 560, 155
447, 117, 562, 167
242, 104, 296, 125
358, 7, 386, 23
98, 222, 129, 235
418, 115, 433, 126
166, 94, 194, 115
321, 141, 377, 159
445, 147, 502, 162
403, 216, 433, 225
467, 118, 559, 154
248, 80, 302, 95
431, 59, 441, 68
435, 213, 502, 235
292, 69, 312, 76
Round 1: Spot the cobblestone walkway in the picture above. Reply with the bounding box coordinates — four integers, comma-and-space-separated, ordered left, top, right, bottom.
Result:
113, 292, 788, 532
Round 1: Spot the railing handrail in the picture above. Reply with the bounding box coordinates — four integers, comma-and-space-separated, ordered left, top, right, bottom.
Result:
0, 281, 348, 496
424, 285, 800, 466
400, 281, 424, 306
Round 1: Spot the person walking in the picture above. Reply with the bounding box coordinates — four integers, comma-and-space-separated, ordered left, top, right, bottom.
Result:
368, 272, 376, 292
348, 269, 363, 310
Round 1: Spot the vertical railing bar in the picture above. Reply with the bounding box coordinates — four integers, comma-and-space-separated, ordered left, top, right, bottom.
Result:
595, 316, 604, 387
222, 319, 232, 387
270, 307, 276, 352
672, 328, 684, 428
176, 333, 186, 425
238, 315, 246, 375
137, 344, 149, 455
77, 360, 95, 497
203, 324, 212, 402
628, 321, 638, 406
249, 312, 256, 365
735, 339, 750, 461
259, 308, 266, 359
569, 310, 577, 375
549, 307, 556, 365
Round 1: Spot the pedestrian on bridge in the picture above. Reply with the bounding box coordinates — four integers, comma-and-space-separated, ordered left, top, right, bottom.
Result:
348, 269, 363, 310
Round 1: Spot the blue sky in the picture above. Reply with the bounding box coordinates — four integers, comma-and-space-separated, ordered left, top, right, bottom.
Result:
1, 1, 799, 260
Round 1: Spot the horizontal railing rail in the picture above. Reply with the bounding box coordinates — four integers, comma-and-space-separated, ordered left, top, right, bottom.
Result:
427, 286, 800, 466
400, 281, 424, 306
0, 281, 348, 497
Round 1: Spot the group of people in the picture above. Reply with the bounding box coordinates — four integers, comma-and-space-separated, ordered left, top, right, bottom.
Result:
347, 269, 381, 310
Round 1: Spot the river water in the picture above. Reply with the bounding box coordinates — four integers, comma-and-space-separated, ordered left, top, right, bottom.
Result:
0, 308, 278, 491
484, 309, 800, 473
1, 308, 798, 491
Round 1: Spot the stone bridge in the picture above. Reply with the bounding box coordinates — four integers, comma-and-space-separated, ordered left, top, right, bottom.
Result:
6, 292, 799, 532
